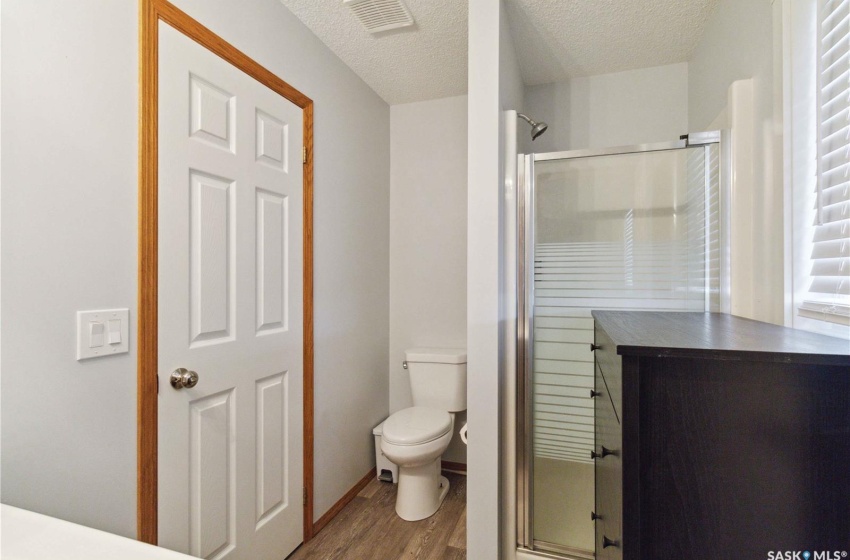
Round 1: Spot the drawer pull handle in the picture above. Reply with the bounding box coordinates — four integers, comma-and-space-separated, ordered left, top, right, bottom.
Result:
590, 343, 601, 351
602, 536, 620, 549
591, 511, 602, 521
590, 390, 602, 398
591, 446, 618, 460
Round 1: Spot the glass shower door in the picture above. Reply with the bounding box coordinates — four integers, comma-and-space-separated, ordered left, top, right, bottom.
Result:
518, 138, 724, 557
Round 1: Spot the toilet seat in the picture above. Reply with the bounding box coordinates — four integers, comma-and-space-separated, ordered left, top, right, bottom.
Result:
382, 407, 451, 446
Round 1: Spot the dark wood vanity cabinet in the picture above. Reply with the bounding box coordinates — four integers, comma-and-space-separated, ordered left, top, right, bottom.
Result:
591, 311, 850, 560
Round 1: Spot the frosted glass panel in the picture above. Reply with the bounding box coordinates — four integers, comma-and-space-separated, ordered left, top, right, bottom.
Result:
530, 145, 720, 553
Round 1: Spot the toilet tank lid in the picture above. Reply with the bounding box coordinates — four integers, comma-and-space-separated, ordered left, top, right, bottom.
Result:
405, 347, 467, 364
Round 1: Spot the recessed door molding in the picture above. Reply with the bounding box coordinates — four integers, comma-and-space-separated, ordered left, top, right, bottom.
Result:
138, 0, 314, 545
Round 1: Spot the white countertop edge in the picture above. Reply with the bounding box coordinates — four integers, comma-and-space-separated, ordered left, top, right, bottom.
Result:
1, 504, 195, 560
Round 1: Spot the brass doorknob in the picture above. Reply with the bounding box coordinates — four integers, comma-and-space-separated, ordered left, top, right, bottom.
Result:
170, 368, 199, 389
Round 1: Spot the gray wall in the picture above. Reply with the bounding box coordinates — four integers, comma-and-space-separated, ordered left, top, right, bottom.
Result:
522, 63, 689, 153
688, 0, 775, 130
1, 0, 390, 537
466, 0, 525, 557
1, 1, 140, 537
688, 0, 785, 324
389, 95, 468, 464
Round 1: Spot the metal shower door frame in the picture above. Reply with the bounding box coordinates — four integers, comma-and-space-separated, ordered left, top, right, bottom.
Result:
515, 131, 729, 557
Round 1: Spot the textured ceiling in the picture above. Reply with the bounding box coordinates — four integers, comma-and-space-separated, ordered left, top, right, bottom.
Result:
278, 0, 719, 105
505, 0, 720, 86
278, 0, 468, 105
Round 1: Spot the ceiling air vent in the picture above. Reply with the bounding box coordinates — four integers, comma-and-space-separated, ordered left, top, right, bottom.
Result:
344, 0, 415, 34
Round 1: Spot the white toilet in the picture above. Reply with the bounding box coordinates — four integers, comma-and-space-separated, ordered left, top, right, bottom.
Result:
380, 348, 467, 521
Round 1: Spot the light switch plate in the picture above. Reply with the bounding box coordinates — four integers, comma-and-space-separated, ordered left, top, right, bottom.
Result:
77, 309, 129, 360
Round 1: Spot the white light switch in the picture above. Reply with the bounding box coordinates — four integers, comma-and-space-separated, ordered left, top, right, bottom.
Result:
107, 319, 121, 344
77, 309, 130, 360
89, 322, 104, 348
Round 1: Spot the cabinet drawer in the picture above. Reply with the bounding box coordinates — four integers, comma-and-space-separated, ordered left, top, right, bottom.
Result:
594, 325, 622, 421
594, 364, 622, 559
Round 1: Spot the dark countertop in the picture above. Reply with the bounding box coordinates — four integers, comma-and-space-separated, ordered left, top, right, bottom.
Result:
592, 311, 850, 366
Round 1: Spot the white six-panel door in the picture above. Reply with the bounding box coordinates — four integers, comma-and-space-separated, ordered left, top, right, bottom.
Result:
157, 22, 304, 560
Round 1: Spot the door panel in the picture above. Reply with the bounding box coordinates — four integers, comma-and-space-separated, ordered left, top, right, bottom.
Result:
256, 190, 288, 333
189, 74, 235, 152
190, 390, 235, 559
158, 21, 303, 560
190, 171, 235, 345
255, 372, 287, 526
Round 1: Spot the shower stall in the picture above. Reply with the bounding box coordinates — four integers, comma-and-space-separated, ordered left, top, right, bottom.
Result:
515, 133, 729, 558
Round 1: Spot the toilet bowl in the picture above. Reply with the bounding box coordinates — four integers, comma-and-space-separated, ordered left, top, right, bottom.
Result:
380, 407, 454, 521
380, 348, 466, 521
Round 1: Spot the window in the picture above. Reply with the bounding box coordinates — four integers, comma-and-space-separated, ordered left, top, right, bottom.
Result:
802, 0, 850, 323
786, 0, 850, 338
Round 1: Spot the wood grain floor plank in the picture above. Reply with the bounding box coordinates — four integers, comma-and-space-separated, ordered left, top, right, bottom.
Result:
289, 473, 466, 560
343, 485, 419, 560
443, 473, 466, 505
442, 546, 466, 560
447, 507, 466, 550
357, 476, 381, 499
290, 496, 373, 560
397, 494, 464, 560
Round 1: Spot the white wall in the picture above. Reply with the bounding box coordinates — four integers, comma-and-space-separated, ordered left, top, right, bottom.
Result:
389, 95, 468, 464
467, 0, 525, 557
1, 1, 139, 537
688, 0, 785, 325
498, 8, 525, 560
689, 0, 775, 131
522, 63, 690, 153
1, 0, 390, 537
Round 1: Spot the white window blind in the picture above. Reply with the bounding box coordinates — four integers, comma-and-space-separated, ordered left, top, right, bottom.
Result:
804, 0, 850, 324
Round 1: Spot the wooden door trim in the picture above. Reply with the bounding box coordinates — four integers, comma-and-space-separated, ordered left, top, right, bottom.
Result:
138, 0, 315, 544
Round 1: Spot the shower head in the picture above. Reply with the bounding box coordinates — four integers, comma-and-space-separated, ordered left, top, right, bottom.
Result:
517, 113, 548, 141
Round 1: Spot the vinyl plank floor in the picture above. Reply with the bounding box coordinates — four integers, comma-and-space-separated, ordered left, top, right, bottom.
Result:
289, 472, 466, 560
447, 507, 465, 550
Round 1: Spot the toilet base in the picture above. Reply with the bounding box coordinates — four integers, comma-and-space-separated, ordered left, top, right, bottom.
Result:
395, 459, 450, 521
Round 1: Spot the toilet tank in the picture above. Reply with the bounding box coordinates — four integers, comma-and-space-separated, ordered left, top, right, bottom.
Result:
405, 348, 467, 412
